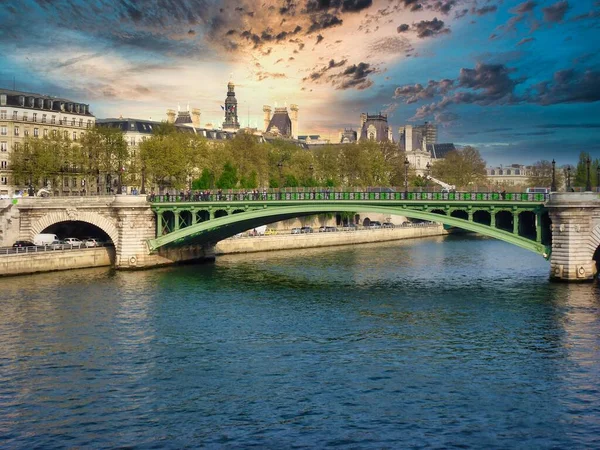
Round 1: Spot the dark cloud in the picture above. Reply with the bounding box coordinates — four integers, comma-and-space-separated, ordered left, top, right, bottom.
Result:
542, 1, 569, 23
316, 34, 324, 44
394, 79, 454, 102
334, 62, 377, 90
517, 37, 535, 45
413, 18, 451, 38
472, 5, 497, 16
397, 23, 410, 32
306, 13, 343, 33
303, 58, 347, 81
400, 0, 423, 12
427, 1, 458, 15
530, 69, 600, 105
341, 0, 373, 13
514, 1, 538, 14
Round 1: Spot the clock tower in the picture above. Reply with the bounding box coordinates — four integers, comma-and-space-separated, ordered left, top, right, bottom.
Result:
222, 81, 240, 131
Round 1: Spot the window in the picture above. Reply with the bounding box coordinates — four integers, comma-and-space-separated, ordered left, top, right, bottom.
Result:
130, 137, 136, 146
87, 120, 91, 128
42, 114, 47, 123
64, 130, 68, 138
0, 161, 6, 169
71, 118, 75, 126
79, 119, 83, 127
43, 129, 48, 137
1, 177, 7, 185
0, 110, 5, 119
13, 111, 17, 120
52, 130, 57, 137
14, 127, 19, 136
33, 113, 37, 122
73, 131, 77, 140
490, 169, 495, 175
0, 126, 6, 135
22, 113, 28, 121
0, 94, 6, 106
24, 129, 29, 137
13, 142, 19, 150
72, 177, 76, 187
34, 128, 39, 137
64, 178, 69, 187
51, 115, 56, 124
0, 142, 6, 151
506, 169, 511, 175
515, 169, 520, 175
80, 132, 84, 139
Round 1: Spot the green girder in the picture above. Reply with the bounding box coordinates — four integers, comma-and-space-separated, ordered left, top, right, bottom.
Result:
148, 200, 550, 258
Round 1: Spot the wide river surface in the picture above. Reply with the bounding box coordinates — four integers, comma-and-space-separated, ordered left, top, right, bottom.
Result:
1, 235, 599, 449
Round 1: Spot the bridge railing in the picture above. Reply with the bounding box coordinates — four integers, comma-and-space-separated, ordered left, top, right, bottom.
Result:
149, 191, 549, 203
0, 242, 114, 256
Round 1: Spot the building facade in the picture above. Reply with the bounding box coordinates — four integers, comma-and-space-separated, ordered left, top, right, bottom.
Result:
0, 88, 95, 197
486, 164, 531, 186
358, 113, 392, 142
222, 82, 240, 132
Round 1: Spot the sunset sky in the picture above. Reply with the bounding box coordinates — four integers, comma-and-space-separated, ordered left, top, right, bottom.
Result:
1, 0, 599, 165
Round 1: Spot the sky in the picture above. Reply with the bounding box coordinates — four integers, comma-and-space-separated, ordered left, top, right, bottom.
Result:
0, 0, 599, 166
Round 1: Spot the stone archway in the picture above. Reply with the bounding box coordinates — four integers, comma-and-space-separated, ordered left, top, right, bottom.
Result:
30, 210, 119, 248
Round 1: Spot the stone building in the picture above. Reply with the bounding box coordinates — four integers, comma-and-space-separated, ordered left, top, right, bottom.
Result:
0, 88, 95, 197
486, 164, 531, 186
358, 113, 392, 142
222, 81, 240, 132
264, 105, 299, 139
339, 128, 357, 143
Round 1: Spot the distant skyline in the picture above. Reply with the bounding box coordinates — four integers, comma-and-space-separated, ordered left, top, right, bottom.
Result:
1, 0, 599, 165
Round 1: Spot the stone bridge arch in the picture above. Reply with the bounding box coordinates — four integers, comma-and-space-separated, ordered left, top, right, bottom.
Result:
30, 210, 119, 248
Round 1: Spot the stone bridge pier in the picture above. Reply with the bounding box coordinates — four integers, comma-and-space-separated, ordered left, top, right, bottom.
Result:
547, 192, 600, 282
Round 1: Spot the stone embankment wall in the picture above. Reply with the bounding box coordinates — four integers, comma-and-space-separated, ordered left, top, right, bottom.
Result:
0, 247, 114, 277
215, 224, 446, 255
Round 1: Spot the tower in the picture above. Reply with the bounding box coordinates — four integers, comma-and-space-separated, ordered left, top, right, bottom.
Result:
263, 105, 272, 132
191, 108, 201, 128
222, 81, 240, 131
290, 104, 299, 139
166, 109, 176, 124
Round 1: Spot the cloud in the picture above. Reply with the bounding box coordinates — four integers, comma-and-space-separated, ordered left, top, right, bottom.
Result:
516, 37, 535, 45
333, 62, 378, 90
542, 1, 570, 23
256, 71, 288, 81
472, 5, 498, 16
536, 123, 600, 129
397, 24, 410, 32
369, 36, 413, 55
306, 13, 344, 33
393, 79, 454, 102
413, 18, 451, 38
530, 69, 600, 105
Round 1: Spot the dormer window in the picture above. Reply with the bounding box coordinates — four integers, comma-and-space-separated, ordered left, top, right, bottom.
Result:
28, 97, 34, 107
0, 94, 6, 106
19, 96, 25, 106
38, 98, 44, 108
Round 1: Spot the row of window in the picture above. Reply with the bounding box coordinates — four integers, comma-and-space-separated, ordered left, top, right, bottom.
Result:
488, 169, 524, 176
0, 110, 93, 127
0, 94, 89, 115
0, 127, 83, 140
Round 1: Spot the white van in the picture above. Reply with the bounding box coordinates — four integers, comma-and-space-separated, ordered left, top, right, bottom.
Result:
33, 233, 59, 246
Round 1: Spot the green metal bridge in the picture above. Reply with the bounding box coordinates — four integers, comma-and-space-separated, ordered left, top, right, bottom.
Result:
148, 190, 552, 257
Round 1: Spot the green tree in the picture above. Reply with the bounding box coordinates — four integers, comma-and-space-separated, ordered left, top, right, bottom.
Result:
431, 146, 487, 188
192, 168, 215, 190
216, 161, 238, 189
527, 160, 563, 188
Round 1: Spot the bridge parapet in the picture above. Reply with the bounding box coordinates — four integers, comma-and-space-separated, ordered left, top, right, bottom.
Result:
547, 192, 600, 281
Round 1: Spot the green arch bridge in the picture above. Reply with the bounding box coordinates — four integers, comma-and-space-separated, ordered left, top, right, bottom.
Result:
148, 191, 551, 258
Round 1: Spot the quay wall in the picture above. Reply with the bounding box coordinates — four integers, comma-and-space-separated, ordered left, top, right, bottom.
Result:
215, 225, 447, 255
0, 247, 114, 277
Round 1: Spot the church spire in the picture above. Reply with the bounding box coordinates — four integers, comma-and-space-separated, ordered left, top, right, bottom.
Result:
223, 80, 240, 131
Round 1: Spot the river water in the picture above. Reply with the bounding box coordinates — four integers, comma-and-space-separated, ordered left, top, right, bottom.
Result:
1, 235, 599, 449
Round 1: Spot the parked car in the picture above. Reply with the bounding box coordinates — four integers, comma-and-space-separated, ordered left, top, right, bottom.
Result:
318, 226, 327, 232
325, 226, 337, 232
382, 222, 395, 229
63, 237, 83, 247
34, 233, 59, 246
84, 238, 100, 247
300, 226, 313, 233
346, 223, 358, 231
369, 221, 382, 229
51, 240, 64, 250
12, 240, 35, 248
291, 227, 301, 234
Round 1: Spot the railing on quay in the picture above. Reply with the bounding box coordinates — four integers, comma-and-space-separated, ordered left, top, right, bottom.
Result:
0, 242, 114, 256
149, 190, 550, 203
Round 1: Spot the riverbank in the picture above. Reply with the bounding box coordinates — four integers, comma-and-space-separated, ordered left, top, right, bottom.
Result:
215, 224, 447, 255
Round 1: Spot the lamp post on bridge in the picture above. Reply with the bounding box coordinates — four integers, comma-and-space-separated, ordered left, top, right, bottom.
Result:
404, 157, 409, 197
567, 166, 571, 192
586, 156, 591, 191
551, 159, 557, 192
426, 162, 431, 191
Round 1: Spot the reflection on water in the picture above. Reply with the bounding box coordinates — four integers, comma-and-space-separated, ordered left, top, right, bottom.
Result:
1, 235, 599, 448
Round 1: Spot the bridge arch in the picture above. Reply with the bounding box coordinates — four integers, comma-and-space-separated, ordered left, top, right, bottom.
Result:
590, 224, 600, 272
30, 210, 119, 247
148, 204, 549, 256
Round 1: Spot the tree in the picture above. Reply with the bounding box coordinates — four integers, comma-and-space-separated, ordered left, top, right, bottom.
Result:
216, 162, 238, 189
431, 146, 487, 188
192, 168, 215, 190
527, 160, 563, 188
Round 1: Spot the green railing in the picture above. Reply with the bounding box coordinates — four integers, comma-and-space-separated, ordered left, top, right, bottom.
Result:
149, 191, 549, 203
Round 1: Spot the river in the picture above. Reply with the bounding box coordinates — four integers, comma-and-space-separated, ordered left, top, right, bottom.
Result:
1, 235, 599, 448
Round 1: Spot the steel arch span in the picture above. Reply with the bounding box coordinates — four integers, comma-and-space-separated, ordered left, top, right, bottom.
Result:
148, 203, 550, 257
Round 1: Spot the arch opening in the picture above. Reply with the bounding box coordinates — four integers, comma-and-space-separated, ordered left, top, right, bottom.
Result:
42, 220, 110, 242
362, 217, 371, 227
196, 210, 209, 223
473, 210, 491, 226
451, 210, 468, 220
431, 209, 446, 215
214, 209, 228, 219
496, 211, 513, 232
541, 212, 552, 246
518, 211, 536, 240
179, 211, 192, 229
161, 211, 175, 235
232, 209, 245, 214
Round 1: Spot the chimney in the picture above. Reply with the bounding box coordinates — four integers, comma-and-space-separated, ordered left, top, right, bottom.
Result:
166, 109, 176, 124
290, 104, 299, 139
191, 108, 201, 127
263, 105, 272, 132
405, 125, 413, 152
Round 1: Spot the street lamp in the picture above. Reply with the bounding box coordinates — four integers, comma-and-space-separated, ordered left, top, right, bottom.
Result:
586, 156, 591, 191
425, 161, 431, 191
404, 157, 409, 197
551, 159, 557, 192
567, 166, 571, 191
